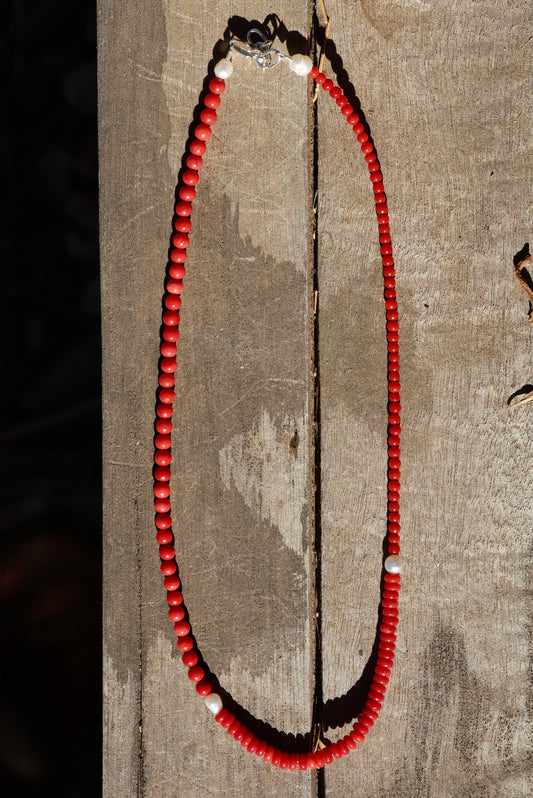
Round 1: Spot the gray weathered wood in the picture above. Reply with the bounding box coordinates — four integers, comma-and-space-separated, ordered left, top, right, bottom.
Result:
101, 2, 314, 796
101, 1, 532, 796
318, 2, 531, 796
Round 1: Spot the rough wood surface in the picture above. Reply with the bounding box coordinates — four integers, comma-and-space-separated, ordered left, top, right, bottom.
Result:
101, 1, 531, 796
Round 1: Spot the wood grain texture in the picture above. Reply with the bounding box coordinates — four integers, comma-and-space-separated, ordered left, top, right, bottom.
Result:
101, 1, 532, 796
318, 1, 531, 796
101, 2, 314, 797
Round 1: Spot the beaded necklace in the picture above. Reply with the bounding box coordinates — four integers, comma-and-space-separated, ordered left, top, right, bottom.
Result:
153, 29, 402, 771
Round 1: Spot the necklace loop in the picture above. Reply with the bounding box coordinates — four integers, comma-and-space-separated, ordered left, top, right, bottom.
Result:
155, 48, 402, 772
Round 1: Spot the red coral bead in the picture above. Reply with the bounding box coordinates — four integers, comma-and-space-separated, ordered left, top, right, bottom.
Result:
182, 650, 198, 667
173, 216, 190, 231
161, 342, 177, 357
164, 576, 180, 591
255, 740, 268, 757
155, 498, 171, 513
167, 281, 183, 297
306, 752, 316, 769
170, 249, 186, 263
164, 296, 181, 312
179, 186, 195, 201
172, 233, 189, 249
220, 712, 234, 729
204, 93, 220, 110
200, 108, 217, 125
330, 742, 343, 759
161, 358, 177, 374
187, 665, 205, 682
162, 326, 179, 342
209, 78, 225, 94
196, 679, 211, 696
167, 590, 184, 606
227, 720, 241, 736
183, 168, 200, 185
239, 726, 254, 748
194, 123, 211, 141
176, 636, 192, 652
173, 620, 190, 636
279, 752, 290, 769
159, 388, 175, 404
156, 529, 172, 544
155, 513, 172, 529
175, 201, 192, 216
186, 155, 202, 170
190, 139, 207, 155
222, 713, 236, 731
169, 264, 185, 279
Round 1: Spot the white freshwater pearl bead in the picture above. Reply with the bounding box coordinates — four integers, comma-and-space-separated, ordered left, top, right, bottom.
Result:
289, 54, 313, 76
214, 58, 233, 79
384, 555, 401, 574
204, 693, 223, 715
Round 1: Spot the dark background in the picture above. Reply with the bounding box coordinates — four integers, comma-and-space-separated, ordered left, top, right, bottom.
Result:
0, 1, 101, 796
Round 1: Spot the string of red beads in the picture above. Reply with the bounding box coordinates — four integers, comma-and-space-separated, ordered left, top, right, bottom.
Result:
153, 61, 401, 770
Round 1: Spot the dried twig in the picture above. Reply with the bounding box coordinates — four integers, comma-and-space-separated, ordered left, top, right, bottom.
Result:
514, 253, 533, 324
507, 253, 533, 408
508, 389, 533, 409
313, 0, 330, 103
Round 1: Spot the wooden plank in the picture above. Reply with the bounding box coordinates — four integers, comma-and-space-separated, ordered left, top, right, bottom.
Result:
102, 1, 531, 795
318, 2, 532, 796
101, 2, 315, 796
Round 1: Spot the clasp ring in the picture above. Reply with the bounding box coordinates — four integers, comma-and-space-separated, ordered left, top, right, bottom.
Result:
228, 28, 290, 70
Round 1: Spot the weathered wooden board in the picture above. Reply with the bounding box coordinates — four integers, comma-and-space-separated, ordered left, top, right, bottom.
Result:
100, 2, 315, 796
318, 2, 531, 796
101, 1, 531, 796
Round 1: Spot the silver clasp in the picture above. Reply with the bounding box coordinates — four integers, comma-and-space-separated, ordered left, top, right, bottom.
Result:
228, 28, 290, 70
